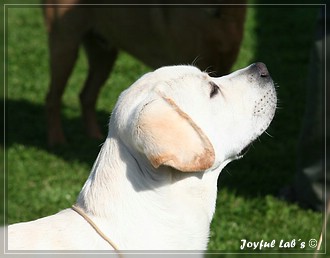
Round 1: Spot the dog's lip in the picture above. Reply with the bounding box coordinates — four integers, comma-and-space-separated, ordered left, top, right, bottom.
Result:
236, 143, 253, 159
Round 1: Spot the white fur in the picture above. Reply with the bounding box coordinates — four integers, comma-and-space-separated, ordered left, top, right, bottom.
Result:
7, 64, 277, 251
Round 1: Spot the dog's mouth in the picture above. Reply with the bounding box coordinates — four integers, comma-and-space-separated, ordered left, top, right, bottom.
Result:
236, 143, 253, 159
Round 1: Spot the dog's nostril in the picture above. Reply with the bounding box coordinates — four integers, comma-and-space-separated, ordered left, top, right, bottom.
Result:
254, 62, 269, 77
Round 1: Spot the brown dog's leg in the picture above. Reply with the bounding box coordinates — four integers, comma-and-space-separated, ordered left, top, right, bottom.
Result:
80, 34, 118, 139
44, 4, 91, 146
46, 35, 80, 146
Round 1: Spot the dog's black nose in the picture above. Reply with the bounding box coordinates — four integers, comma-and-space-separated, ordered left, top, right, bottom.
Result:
254, 62, 269, 77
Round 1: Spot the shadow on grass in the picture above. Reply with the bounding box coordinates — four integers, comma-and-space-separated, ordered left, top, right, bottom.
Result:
5, 98, 109, 167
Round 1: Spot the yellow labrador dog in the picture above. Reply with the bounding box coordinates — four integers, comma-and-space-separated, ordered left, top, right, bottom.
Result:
8, 63, 277, 251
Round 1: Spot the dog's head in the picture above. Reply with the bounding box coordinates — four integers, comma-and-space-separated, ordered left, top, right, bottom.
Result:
112, 63, 277, 173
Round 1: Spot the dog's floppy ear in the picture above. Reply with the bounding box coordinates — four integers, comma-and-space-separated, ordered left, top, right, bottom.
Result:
136, 96, 215, 172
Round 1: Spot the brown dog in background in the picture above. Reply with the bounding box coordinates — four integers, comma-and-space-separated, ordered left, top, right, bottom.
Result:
43, 0, 246, 146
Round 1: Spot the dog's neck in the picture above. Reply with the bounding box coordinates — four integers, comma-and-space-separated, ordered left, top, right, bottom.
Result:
76, 131, 226, 249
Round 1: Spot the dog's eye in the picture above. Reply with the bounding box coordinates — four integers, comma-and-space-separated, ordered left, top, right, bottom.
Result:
209, 82, 220, 98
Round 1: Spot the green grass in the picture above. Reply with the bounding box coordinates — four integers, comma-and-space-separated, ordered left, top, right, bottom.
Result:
5, 2, 325, 255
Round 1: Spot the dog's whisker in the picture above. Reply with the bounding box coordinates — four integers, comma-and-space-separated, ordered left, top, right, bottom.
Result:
224, 168, 232, 176
191, 55, 201, 67
264, 131, 274, 138
205, 67, 218, 76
